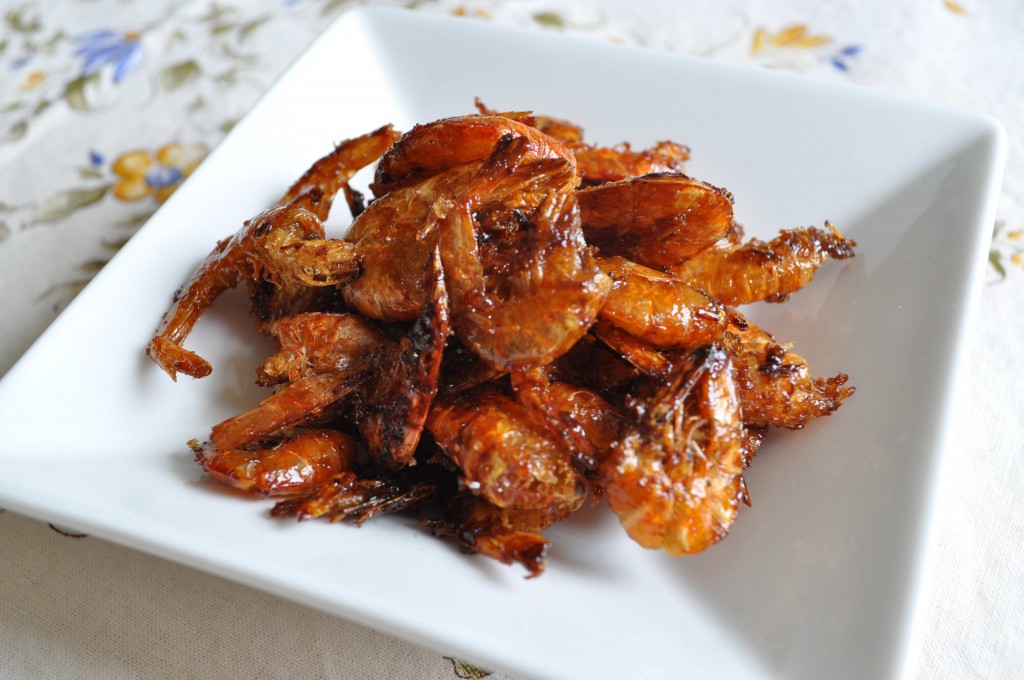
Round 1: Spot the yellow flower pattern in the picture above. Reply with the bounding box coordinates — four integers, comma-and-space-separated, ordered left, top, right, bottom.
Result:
751, 23, 831, 54
111, 143, 207, 203
19, 70, 46, 92
748, 23, 861, 72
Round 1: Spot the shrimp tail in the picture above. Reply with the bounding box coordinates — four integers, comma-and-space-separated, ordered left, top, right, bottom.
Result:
148, 336, 212, 381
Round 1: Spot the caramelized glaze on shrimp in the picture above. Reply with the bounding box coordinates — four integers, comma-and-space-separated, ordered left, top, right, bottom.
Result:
370, 114, 574, 196
352, 249, 450, 468
440, 189, 610, 370
671, 223, 856, 305
578, 173, 734, 269
727, 317, 854, 429
344, 131, 577, 323
597, 255, 728, 349
255, 312, 383, 386
600, 345, 745, 555
146, 125, 399, 380
191, 429, 357, 497
511, 365, 623, 475
473, 100, 689, 185
428, 387, 586, 514
210, 370, 364, 451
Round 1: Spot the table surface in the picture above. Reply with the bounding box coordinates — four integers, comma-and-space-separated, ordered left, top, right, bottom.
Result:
1, 1, 1021, 678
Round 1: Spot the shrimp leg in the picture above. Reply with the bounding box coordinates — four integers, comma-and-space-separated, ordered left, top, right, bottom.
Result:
272, 471, 437, 524
426, 492, 553, 578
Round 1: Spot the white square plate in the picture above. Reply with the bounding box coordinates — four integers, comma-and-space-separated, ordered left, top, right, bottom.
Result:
0, 8, 1004, 680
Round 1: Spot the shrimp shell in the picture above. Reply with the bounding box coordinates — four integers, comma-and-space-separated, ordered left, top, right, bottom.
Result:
727, 318, 854, 429
578, 173, 734, 269
473, 100, 688, 185
427, 388, 586, 514
210, 370, 364, 451
671, 224, 856, 305
255, 312, 384, 386
597, 255, 728, 349
352, 249, 450, 468
370, 114, 575, 196
191, 429, 357, 497
440, 190, 610, 371
511, 366, 623, 476
343, 138, 577, 323
600, 345, 745, 555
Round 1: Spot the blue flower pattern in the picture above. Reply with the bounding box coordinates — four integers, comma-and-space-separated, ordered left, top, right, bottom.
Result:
74, 29, 143, 82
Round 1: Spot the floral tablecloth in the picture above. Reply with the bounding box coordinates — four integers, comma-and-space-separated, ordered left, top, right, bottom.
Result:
1, 1, 1021, 678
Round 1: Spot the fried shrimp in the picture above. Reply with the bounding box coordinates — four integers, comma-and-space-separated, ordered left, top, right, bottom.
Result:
343, 128, 577, 323
210, 371, 364, 451
427, 388, 586, 514
473, 99, 689, 185
440, 188, 610, 370
370, 113, 574, 196
511, 365, 623, 475
191, 429, 357, 497
597, 255, 728, 349
146, 126, 398, 380
147, 205, 361, 380
255, 312, 383, 386
727, 317, 855, 429
577, 173, 734, 269
671, 223, 856, 305
351, 249, 450, 468
152, 106, 856, 574
600, 345, 745, 555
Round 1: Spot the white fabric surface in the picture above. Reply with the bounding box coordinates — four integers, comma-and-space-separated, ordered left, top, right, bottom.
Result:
1, 1, 1021, 678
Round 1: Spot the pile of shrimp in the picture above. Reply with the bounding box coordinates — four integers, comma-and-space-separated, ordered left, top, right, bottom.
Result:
147, 101, 856, 577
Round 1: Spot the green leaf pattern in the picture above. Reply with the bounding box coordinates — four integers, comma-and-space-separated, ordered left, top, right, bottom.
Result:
32, 185, 110, 223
